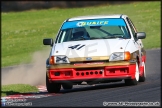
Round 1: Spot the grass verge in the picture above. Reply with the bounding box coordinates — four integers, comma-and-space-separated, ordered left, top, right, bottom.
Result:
1, 84, 39, 97
1, 1, 160, 67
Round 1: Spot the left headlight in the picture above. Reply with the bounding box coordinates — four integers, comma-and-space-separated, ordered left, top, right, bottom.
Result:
109, 52, 130, 61
55, 55, 70, 64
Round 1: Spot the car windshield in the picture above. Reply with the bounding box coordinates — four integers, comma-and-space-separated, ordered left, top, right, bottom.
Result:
56, 18, 130, 43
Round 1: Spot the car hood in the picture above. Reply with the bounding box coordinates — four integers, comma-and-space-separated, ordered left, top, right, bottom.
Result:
52, 39, 130, 58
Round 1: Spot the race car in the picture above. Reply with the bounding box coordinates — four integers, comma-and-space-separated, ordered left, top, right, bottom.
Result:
43, 14, 146, 93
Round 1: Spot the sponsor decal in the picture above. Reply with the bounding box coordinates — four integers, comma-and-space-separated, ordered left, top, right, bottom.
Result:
76, 22, 85, 27
61, 18, 126, 30
76, 21, 108, 27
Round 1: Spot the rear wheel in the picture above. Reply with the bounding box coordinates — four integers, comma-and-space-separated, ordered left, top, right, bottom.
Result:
46, 74, 61, 93
139, 62, 146, 82
125, 62, 139, 85
62, 83, 73, 90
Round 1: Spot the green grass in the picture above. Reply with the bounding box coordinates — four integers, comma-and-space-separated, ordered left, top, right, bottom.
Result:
1, 1, 160, 67
1, 84, 39, 97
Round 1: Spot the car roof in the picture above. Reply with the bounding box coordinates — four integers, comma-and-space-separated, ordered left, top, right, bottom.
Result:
67, 14, 128, 21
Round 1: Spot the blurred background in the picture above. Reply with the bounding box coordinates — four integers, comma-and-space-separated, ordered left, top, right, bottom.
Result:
1, 1, 134, 12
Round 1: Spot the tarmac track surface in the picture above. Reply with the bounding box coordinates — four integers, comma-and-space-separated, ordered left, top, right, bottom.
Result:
1, 49, 161, 107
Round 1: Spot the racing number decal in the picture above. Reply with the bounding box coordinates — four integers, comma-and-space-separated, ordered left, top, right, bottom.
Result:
68, 44, 85, 50
68, 44, 80, 49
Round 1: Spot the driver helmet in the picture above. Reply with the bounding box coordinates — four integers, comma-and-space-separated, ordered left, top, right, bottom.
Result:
72, 27, 90, 40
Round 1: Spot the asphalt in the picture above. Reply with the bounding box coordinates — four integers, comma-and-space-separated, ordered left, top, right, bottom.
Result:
1, 48, 161, 107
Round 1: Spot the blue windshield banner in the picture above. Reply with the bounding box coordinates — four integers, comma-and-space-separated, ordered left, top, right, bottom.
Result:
61, 18, 126, 30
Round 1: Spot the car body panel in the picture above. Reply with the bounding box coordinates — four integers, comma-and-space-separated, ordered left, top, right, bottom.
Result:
52, 39, 131, 58
44, 14, 146, 85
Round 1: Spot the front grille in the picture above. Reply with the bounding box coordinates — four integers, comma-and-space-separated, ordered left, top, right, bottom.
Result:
75, 68, 104, 77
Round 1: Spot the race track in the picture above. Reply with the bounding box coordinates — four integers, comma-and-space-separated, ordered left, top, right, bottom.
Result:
1, 49, 161, 107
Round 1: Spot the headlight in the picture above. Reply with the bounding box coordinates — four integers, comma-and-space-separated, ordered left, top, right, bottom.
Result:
55, 55, 70, 64
109, 52, 130, 61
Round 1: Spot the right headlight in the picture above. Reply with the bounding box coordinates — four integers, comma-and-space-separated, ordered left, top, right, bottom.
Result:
109, 52, 130, 61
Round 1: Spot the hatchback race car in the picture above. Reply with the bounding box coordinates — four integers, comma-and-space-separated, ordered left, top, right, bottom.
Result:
43, 14, 146, 93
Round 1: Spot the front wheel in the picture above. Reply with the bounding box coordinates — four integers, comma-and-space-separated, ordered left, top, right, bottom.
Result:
62, 83, 73, 90
125, 62, 139, 85
139, 62, 146, 82
46, 74, 61, 93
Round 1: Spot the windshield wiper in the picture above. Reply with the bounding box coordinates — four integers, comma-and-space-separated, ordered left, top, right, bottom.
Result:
102, 35, 126, 39
72, 36, 88, 41
102, 37, 116, 39
90, 37, 101, 40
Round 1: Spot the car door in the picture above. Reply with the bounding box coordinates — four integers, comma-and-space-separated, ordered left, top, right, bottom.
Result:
126, 17, 142, 66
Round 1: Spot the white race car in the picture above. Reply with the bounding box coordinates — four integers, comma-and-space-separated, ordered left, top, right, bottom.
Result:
43, 14, 146, 93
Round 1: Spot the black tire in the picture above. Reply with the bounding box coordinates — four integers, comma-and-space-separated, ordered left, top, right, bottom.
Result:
62, 83, 73, 90
139, 62, 146, 82
139, 75, 145, 82
125, 62, 139, 86
125, 79, 138, 86
46, 74, 61, 93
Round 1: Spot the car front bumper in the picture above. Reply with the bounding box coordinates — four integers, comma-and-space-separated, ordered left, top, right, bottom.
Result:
46, 63, 136, 83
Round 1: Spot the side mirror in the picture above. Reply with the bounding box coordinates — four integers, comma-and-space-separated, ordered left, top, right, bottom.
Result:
43, 38, 53, 46
136, 32, 146, 39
